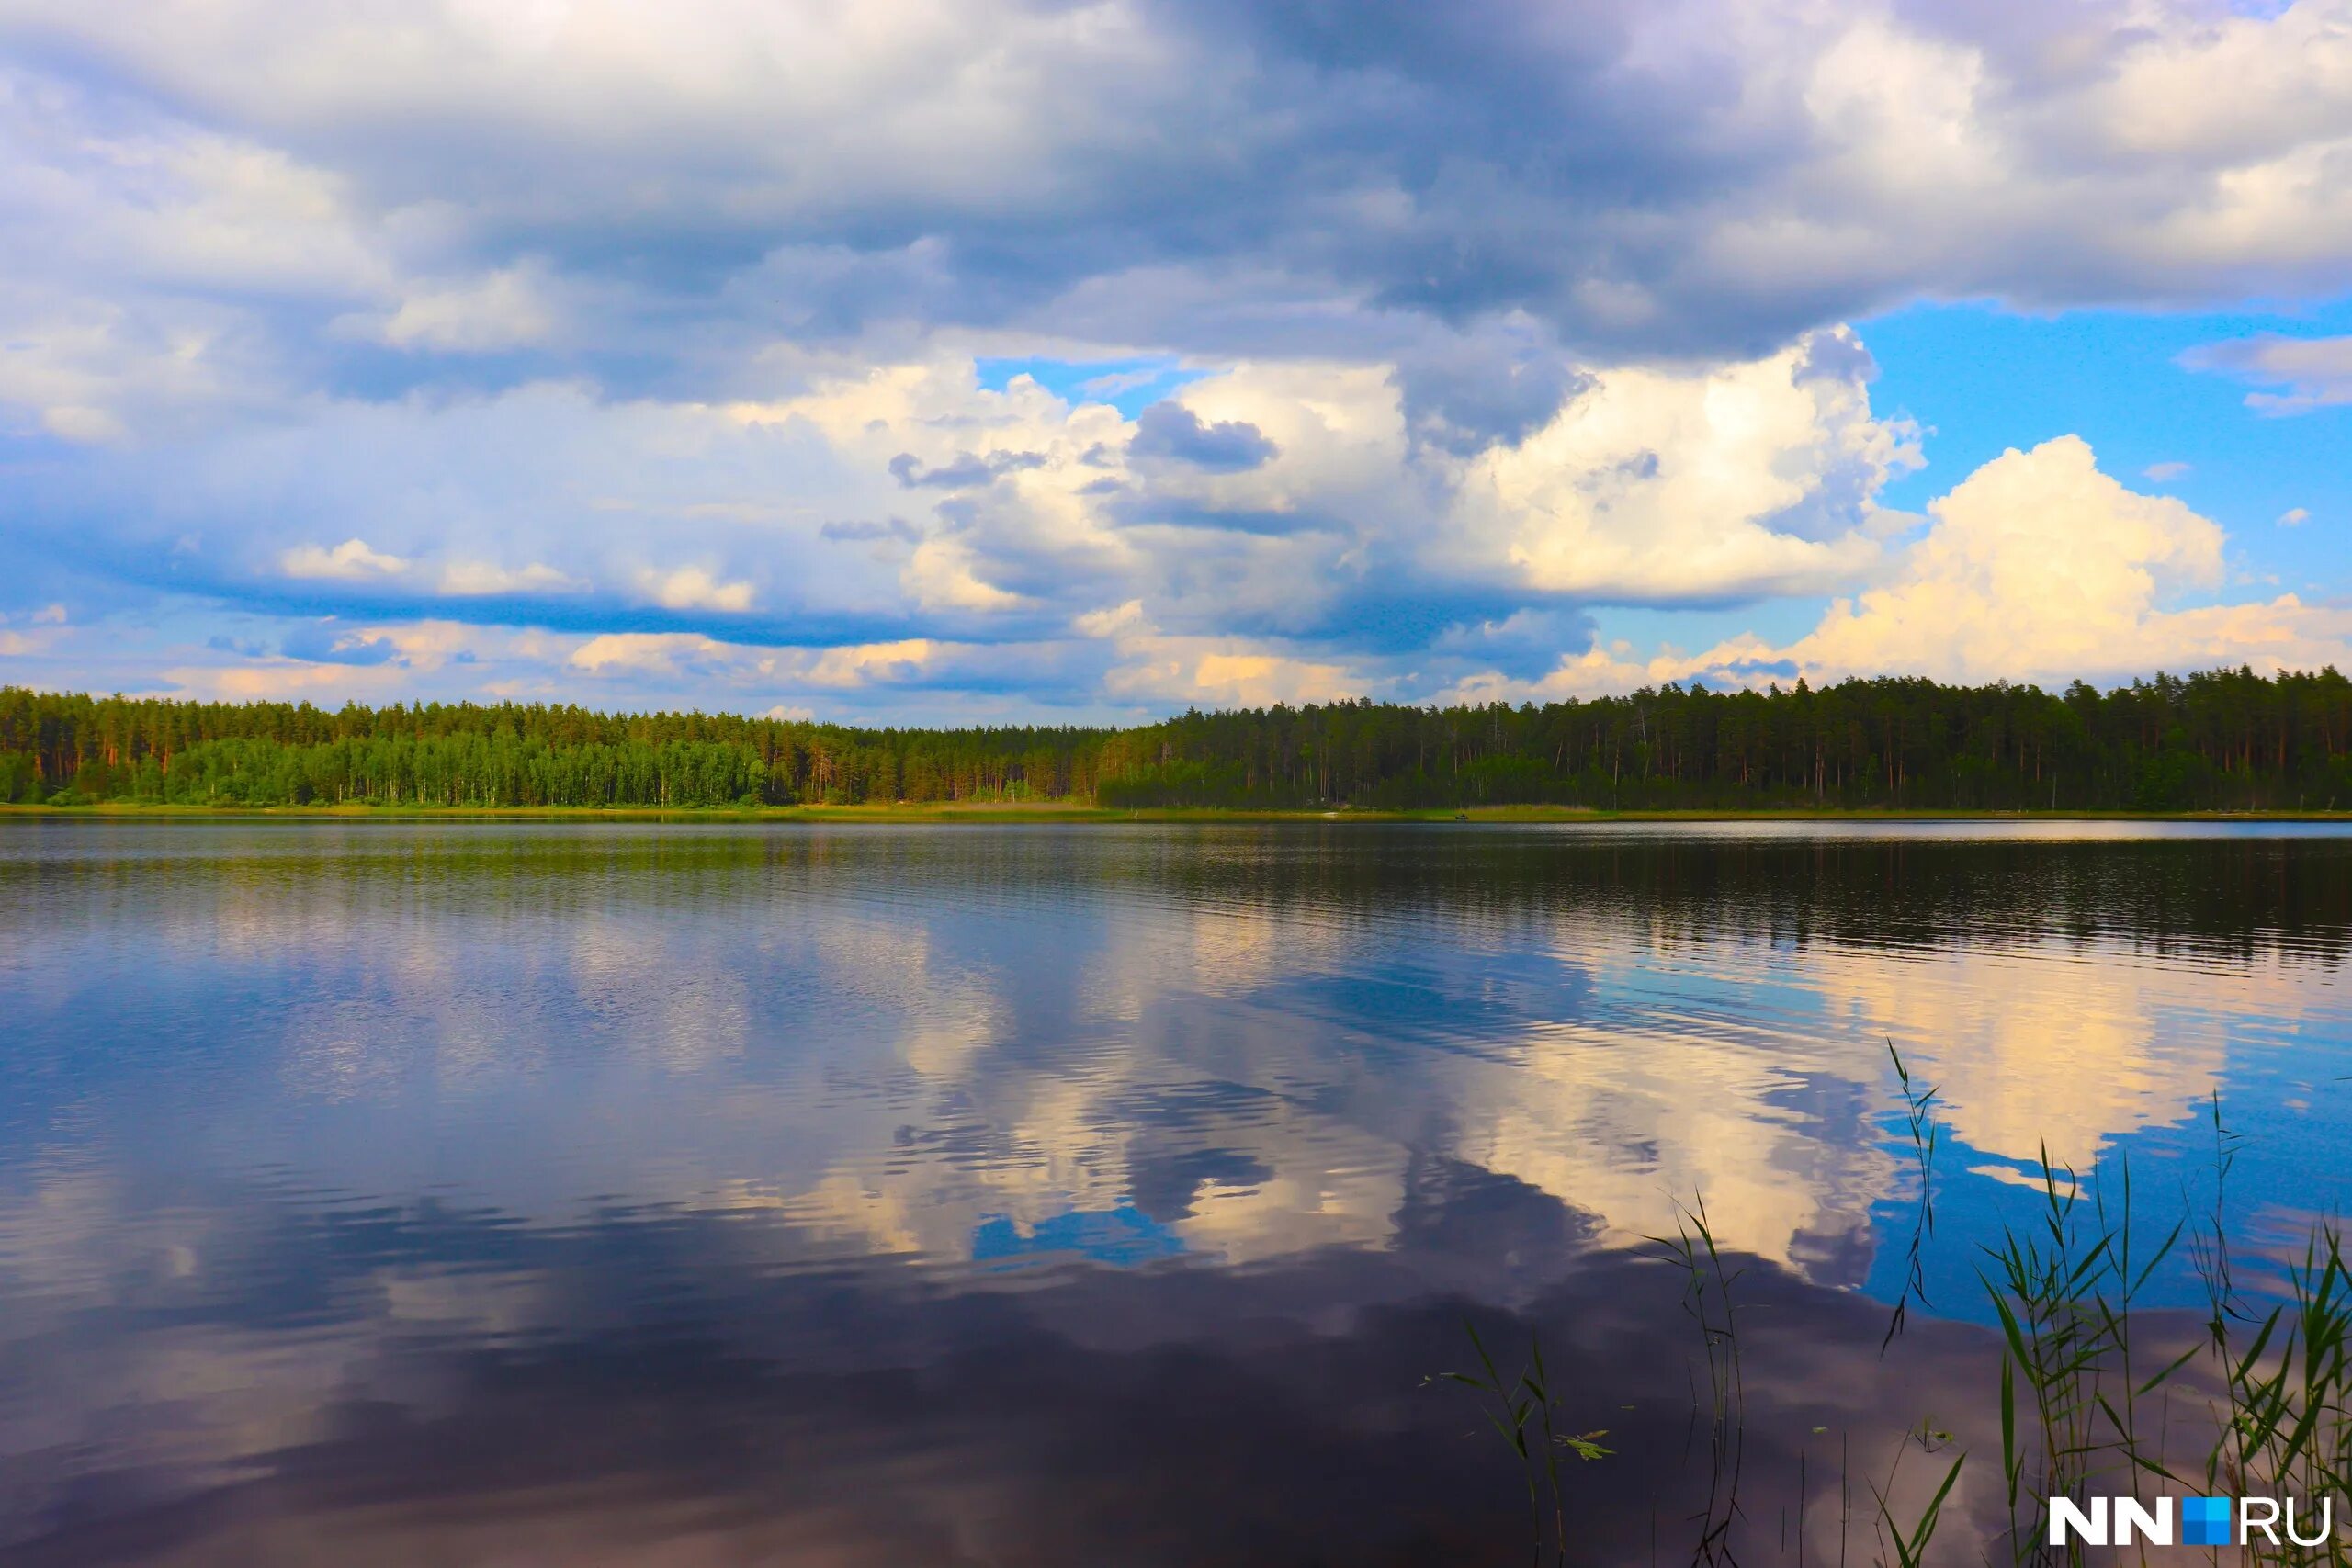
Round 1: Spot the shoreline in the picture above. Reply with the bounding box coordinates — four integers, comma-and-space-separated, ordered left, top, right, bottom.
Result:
6, 802, 2350, 825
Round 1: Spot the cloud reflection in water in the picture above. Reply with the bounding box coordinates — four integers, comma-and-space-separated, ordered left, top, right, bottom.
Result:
1, 820, 2346, 1561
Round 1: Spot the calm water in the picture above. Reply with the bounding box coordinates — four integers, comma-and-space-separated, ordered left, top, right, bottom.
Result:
3, 819, 2349, 1564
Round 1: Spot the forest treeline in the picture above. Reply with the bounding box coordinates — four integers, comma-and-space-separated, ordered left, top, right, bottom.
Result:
5, 665, 2352, 811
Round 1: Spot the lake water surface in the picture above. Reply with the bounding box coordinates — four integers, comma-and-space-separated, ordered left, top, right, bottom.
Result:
4, 819, 2349, 1564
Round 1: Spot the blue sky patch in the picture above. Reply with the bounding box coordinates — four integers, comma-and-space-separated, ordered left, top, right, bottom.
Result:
975, 357, 1209, 419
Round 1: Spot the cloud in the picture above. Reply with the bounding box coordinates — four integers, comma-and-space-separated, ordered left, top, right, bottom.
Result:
12, 313, 2341, 723
1093, 617, 1367, 709
1074, 599, 1146, 638
280, 623, 400, 666
1127, 402, 1279, 472
1453, 329, 1920, 603
559, 630, 954, 699
902, 537, 1027, 612
567, 633, 732, 677
888, 451, 1048, 490
1486, 438, 2352, 699
0, 328, 2087, 716
1391, 315, 1592, 454
2181, 334, 2352, 414
2142, 460, 2191, 481
4, 0, 2350, 716
0, 601, 69, 658
370, 265, 559, 354
804, 638, 936, 688
637, 566, 755, 613
261, 619, 474, 672
4, 0, 2350, 425
40, 405, 126, 444
819, 518, 922, 544
1772, 437, 2233, 682
280, 538, 408, 580
160, 658, 409, 702
438, 560, 587, 596
2279, 508, 2311, 527
1186, 652, 1354, 707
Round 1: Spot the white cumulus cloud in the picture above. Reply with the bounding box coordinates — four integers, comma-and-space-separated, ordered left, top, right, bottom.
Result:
636, 566, 755, 613
280, 537, 408, 580
439, 560, 587, 596
1488, 438, 2352, 699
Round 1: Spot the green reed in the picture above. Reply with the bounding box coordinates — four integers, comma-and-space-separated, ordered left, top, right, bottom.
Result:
1976, 1145, 2180, 1564
1963, 1092, 2348, 1566
1883, 1043, 1943, 1354
1648, 1194, 1749, 1565
2187, 1099, 2352, 1566
1430, 1323, 1613, 1568
1861, 1050, 2352, 1565
1435, 1052, 2352, 1566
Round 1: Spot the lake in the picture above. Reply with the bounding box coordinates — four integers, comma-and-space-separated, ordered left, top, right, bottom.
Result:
3, 819, 2349, 1563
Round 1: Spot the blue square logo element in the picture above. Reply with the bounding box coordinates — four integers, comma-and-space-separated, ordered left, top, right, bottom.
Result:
2181, 1496, 2233, 1547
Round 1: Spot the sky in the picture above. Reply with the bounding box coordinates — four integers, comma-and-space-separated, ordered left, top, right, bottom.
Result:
0, 0, 2347, 725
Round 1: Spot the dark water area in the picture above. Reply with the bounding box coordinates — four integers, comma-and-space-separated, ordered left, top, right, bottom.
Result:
3, 819, 2349, 1564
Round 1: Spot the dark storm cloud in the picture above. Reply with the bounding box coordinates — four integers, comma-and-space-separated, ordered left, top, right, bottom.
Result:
15, 0, 2339, 393
1391, 323, 1596, 454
